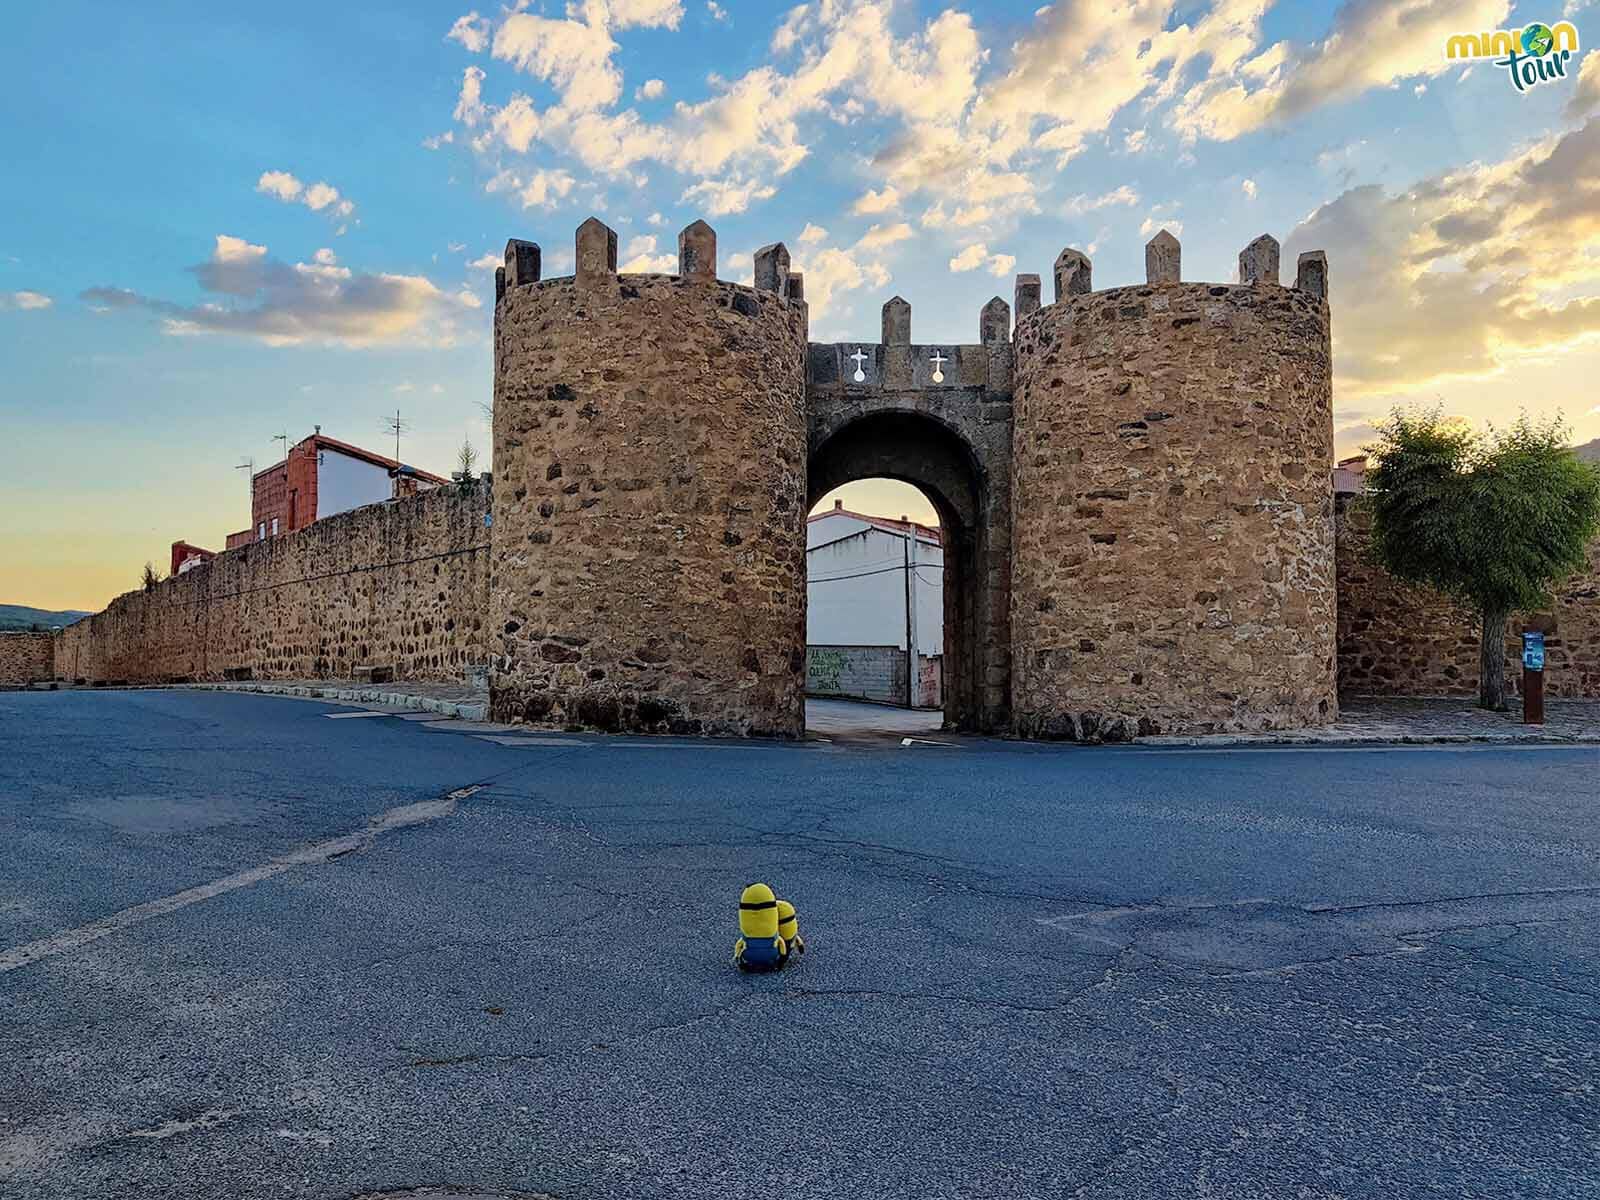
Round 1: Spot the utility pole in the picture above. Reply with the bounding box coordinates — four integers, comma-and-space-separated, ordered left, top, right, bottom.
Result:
234, 457, 255, 534
903, 516, 919, 709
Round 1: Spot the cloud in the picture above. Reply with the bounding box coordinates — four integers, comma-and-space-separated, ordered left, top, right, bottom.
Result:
852, 185, 899, 215
798, 222, 828, 244
1171, 0, 1512, 142
486, 166, 576, 210
446, 12, 490, 53
1284, 116, 1600, 398
82, 234, 477, 348
1570, 49, 1600, 119
2, 290, 52, 311
256, 170, 355, 220
422, 131, 455, 150
454, 66, 487, 126
679, 176, 776, 215
1064, 185, 1139, 214
619, 234, 677, 273
1241, 178, 1257, 198
257, 171, 302, 202
986, 252, 1015, 277
854, 221, 912, 250
492, 10, 622, 112
793, 246, 890, 319
706, 1, 728, 22
1139, 216, 1183, 238
610, 0, 684, 27
445, 0, 1554, 245
468, 252, 501, 271
948, 242, 1013, 276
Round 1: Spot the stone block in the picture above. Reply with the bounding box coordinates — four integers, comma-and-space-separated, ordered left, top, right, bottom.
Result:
1144, 230, 1180, 284
505, 238, 541, 288
1014, 274, 1041, 322
1295, 250, 1328, 300
882, 296, 911, 344
754, 242, 790, 294
980, 296, 1010, 345
576, 217, 618, 288
784, 272, 805, 302
1053, 249, 1092, 301
677, 220, 716, 279
1239, 234, 1280, 285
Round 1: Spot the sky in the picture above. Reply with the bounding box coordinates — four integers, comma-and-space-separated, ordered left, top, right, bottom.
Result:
3, 0, 1599, 611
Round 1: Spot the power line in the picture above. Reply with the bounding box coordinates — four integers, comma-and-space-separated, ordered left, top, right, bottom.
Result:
807, 561, 947, 585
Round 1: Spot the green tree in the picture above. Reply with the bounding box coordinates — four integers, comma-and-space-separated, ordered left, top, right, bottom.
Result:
1364, 408, 1600, 710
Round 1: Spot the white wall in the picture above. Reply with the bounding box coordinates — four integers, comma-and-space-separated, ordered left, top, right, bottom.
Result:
806, 515, 943, 655
317, 448, 393, 519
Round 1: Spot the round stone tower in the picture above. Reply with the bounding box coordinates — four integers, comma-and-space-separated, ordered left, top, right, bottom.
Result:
1010, 233, 1336, 740
490, 219, 809, 736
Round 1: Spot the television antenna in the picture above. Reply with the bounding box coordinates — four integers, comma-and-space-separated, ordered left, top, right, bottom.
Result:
381, 410, 410, 461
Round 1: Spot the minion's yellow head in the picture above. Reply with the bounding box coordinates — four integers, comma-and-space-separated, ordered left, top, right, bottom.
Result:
739, 882, 780, 938
776, 898, 798, 942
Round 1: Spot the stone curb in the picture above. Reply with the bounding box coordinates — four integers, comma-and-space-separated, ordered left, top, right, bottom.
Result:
179, 682, 488, 722
1138, 731, 1600, 748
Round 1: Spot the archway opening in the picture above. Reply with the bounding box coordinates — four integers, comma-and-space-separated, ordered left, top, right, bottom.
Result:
805, 411, 988, 735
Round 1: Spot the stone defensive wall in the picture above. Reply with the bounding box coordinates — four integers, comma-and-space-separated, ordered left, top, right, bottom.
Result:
805, 291, 1014, 732
490, 220, 809, 736
487, 217, 1337, 738
1337, 497, 1600, 699
52, 484, 489, 686
1009, 235, 1336, 739
45, 213, 1594, 734
0, 632, 55, 687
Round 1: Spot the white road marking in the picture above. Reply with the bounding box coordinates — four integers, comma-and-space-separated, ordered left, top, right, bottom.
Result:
1136, 741, 1600, 755
126, 1108, 236, 1140
901, 737, 957, 747
0, 786, 483, 975
323, 711, 388, 720
473, 735, 589, 747
608, 742, 762, 750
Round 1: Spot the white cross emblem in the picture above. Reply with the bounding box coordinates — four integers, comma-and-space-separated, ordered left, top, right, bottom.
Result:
930, 349, 948, 383
849, 347, 868, 383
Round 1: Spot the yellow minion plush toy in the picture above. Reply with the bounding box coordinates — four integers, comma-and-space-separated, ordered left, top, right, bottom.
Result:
776, 898, 804, 959
733, 882, 786, 972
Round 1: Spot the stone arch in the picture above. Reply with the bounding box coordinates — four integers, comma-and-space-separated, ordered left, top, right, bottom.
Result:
807, 409, 1004, 732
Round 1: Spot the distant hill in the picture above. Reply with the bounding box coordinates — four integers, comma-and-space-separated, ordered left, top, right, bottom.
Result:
0, 604, 91, 632
1576, 437, 1600, 464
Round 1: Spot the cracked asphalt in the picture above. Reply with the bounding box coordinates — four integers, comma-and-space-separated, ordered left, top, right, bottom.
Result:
2, 689, 1598, 1199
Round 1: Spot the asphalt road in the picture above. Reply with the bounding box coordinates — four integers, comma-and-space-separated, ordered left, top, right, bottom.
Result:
1, 690, 1598, 1199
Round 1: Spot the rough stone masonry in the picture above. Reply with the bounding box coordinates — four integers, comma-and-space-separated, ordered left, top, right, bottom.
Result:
40, 215, 1600, 736
490, 218, 1337, 740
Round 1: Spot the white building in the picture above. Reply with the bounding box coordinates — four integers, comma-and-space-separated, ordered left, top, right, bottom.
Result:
806, 501, 944, 706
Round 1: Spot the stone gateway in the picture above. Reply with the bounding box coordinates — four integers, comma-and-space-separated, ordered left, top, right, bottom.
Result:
490, 218, 1337, 740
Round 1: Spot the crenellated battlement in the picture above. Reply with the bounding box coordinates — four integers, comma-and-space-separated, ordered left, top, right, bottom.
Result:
493, 216, 810, 311
490, 216, 1337, 739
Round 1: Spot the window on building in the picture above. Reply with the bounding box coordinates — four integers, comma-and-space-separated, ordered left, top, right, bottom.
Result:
271, 517, 279, 536
258, 523, 266, 541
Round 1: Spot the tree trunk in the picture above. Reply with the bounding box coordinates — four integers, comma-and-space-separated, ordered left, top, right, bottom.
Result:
1480, 607, 1510, 711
